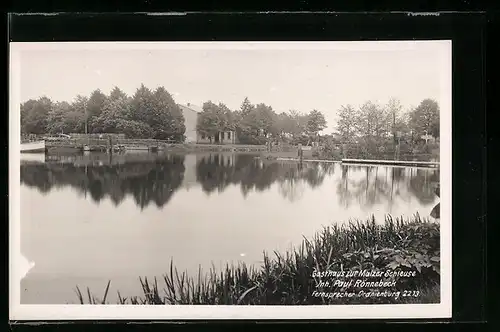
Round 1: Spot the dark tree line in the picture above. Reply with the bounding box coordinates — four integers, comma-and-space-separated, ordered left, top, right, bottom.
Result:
22, 90, 328, 145
21, 85, 186, 141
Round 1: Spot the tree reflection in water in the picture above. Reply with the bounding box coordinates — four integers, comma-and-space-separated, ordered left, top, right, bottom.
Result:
195, 155, 329, 202
20, 154, 186, 210
336, 164, 439, 213
21, 153, 439, 214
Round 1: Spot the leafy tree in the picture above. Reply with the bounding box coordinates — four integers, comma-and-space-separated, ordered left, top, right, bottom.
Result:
46, 101, 73, 134
254, 103, 276, 137
356, 101, 388, 140
285, 110, 307, 139
87, 89, 108, 121
93, 96, 132, 134
20, 99, 38, 135
394, 109, 411, 142
306, 109, 327, 139
231, 110, 243, 131
385, 98, 403, 142
240, 97, 254, 117
20, 84, 186, 140
430, 117, 440, 138
269, 112, 284, 139
237, 113, 256, 140
116, 119, 154, 138
21, 96, 52, 134
336, 105, 358, 142
63, 108, 86, 133
72, 95, 88, 113
109, 86, 127, 101
130, 84, 154, 124
409, 99, 440, 139
70, 95, 89, 133
151, 86, 185, 141
236, 104, 266, 143
197, 101, 224, 142
275, 112, 290, 139
235, 98, 258, 143
220, 103, 236, 131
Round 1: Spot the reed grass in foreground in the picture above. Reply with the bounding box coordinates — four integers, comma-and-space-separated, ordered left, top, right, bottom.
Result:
76, 214, 440, 305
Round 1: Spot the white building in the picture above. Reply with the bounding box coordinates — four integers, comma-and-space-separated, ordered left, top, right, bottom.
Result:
178, 103, 202, 143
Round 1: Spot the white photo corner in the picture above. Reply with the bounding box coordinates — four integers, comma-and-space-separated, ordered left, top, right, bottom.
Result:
9, 41, 452, 320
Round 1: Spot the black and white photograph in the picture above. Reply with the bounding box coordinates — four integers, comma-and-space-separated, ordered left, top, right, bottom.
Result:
10, 41, 451, 320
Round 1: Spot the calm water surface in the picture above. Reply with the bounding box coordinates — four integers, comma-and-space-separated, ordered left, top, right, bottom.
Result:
20, 152, 439, 304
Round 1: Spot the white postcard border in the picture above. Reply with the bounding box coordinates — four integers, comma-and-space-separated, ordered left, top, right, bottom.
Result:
9, 41, 452, 320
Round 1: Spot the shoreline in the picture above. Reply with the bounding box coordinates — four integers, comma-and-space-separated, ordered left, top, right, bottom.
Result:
43, 142, 439, 164
45, 142, 269, 154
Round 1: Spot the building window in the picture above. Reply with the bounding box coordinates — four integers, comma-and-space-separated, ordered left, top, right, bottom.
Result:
227, 132, 231, 140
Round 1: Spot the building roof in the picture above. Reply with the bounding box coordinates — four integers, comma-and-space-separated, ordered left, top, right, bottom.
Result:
178, 103, 202, 113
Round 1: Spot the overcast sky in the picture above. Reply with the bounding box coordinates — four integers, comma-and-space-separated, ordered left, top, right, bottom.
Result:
14, 41, 451, 133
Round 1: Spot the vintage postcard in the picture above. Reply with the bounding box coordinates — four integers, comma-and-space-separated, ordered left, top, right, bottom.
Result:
9, 41, 451, 320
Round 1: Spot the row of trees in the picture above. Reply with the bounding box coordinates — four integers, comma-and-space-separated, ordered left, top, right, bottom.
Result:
21, 87, 327, 145
336, 98, 440, 144
21, 85, 438, 146
197, 97, 327, 144
20, 85, 186, 141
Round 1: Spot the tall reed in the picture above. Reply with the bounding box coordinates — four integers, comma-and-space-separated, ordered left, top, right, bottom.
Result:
76, 214, 440, 305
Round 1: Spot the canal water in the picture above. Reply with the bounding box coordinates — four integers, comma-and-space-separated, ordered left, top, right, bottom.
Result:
19, 152, 440, 304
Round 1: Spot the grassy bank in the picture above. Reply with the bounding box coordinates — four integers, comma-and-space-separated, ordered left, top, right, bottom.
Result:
76, 215, 440, 305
